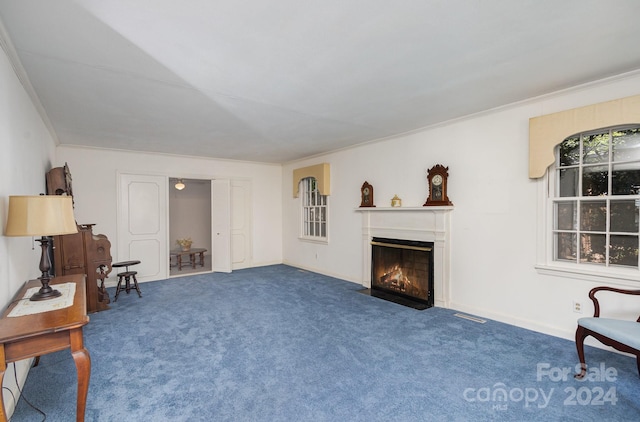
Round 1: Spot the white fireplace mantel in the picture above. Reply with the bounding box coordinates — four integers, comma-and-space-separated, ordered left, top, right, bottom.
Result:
356, 206, 453, 308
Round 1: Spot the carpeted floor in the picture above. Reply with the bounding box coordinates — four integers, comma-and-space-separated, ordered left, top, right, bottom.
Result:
11, 265, 640, 421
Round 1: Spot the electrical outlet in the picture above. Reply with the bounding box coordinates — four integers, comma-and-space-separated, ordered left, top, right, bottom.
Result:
573, 301, 582, 313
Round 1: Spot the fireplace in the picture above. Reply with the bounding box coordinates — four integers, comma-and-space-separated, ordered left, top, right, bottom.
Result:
357, 206, 452, 308
369, 237, 434, 309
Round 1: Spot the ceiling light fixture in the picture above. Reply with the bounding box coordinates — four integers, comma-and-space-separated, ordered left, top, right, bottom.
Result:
175, 179, 185, 190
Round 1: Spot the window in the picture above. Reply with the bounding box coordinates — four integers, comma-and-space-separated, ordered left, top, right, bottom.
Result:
552, 126, 640, 270
300, 177, 328, 241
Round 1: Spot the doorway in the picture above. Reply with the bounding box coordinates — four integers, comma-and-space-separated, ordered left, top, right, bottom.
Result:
169, 177, 213, 276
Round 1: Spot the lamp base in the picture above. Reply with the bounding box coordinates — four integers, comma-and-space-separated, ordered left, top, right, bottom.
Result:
31, 237, 62, 301
30, 277, 62, 301
30, 287, 62, 301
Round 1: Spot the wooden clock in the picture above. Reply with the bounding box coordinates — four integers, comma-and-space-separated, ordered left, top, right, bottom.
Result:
360, 181, 375, 207
46, 162, 74, 205
424, 164, 453, 206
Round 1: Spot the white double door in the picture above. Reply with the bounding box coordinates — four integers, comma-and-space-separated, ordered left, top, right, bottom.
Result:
117, 174, 251, 281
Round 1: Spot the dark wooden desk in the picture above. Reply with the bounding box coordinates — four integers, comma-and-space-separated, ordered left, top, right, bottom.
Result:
0, 274, 90, 422
170, 248, 207, 270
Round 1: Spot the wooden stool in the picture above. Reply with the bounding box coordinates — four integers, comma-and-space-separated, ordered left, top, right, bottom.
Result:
112, 260, 142, 302
114, 271, 142, 301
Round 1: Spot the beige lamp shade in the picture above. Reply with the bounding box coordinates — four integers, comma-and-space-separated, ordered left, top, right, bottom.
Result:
5, 195, 78, 237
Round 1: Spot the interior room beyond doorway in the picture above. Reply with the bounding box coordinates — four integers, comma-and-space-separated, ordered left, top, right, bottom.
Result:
169, 177, 213, 276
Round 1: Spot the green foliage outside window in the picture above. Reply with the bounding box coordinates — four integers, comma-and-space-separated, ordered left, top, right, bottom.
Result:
555, 126, 640, 268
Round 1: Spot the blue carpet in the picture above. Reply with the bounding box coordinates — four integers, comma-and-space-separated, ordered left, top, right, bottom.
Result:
11, 265, 640, 421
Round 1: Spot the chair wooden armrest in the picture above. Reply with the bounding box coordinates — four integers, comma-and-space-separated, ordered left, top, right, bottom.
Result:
587, 286, 640, 320
575, 286, 640, 379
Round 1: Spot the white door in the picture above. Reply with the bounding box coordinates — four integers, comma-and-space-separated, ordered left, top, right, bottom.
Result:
212, 179, 232, 273
231, 179, 252, 269
117, 173, 168, 281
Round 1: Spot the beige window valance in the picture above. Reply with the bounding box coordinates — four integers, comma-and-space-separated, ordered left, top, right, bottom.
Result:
529, 94, 640, 178
292, 163, 330, 197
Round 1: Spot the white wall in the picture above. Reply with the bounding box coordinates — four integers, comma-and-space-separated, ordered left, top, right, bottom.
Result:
56, 146, 283, 269
282, 71, 640, 342
0, 33, 57, 416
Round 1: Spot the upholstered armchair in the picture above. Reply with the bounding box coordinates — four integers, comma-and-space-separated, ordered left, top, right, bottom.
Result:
575, 286, 640, 379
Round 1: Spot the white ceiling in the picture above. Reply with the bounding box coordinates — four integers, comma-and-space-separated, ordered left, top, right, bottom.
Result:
2, 0, 640, 164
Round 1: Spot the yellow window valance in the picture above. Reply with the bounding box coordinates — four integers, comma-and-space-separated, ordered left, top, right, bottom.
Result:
292, 163, 330, 197
529, 94, 640, 178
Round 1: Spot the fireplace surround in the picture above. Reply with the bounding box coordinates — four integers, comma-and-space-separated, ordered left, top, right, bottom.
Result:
357, 206, 452, 308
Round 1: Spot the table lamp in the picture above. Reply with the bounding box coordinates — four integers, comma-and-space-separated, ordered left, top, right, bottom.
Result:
4, 195, 78, 301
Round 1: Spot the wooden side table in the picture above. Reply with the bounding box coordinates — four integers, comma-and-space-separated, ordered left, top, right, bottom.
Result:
170, 248, 207, 270
0, 274, 90, 422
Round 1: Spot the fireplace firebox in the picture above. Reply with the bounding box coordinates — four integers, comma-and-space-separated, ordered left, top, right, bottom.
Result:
367, 237, 434, 310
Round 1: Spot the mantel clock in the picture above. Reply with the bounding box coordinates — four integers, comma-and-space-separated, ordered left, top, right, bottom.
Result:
424, 164, 453, 206
360, 181, 375, 207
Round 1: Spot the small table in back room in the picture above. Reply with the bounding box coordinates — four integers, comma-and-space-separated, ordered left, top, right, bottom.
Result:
170, 248, 207, 270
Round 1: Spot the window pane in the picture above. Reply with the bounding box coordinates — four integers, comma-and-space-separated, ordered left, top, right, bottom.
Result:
582, 165, 608, 196
610, 200, 638, 233
580, 201, 606, 232
609, 235, 638, 267
555, 232, 576, 261
612, 127, 640, 162
555, 201, 576, 230
559, 136, 580, 166
612, 163, 640, 195
558, 168, 579, 197
582, 132, 609, 164
580, 233, 606, 264
554, 125, 640, 269
300, 176, 327, 239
